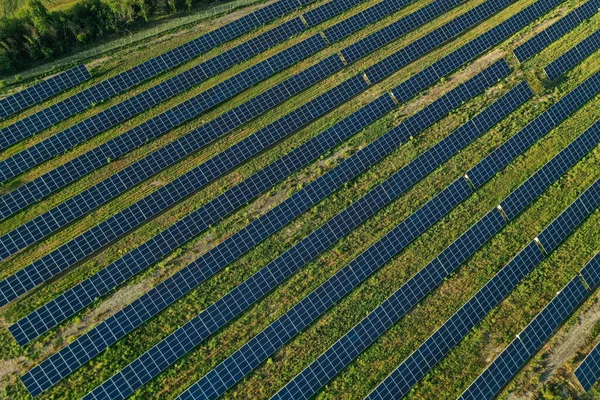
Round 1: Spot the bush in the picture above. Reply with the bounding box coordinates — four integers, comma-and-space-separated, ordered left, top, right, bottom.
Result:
0, 0, 207, 74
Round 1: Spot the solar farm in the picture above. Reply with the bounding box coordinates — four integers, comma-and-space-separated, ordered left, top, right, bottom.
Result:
0, 0, 599, 398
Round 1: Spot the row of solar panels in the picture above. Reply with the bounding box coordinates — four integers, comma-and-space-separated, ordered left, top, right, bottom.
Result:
272, 63, 600, 400
18, 0, 600, 393
8, 0, 584, 396
0, 0, 484, 307
463, 250, 600, 399
0, 0, 311, 151
0, 65, 91, 120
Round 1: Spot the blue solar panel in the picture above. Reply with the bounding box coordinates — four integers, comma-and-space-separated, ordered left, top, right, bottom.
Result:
17, 58, 509, 398
468, 70, 600, 189
0, 65, 91, 120
368, 179, 600, 399
576, 342, 600, 391
83, 63, 511, 400
322, 0, 412, 43
302, 0, 364, 27
0, 18, 307, 183
0, 63, 362, 309
461, 270, 591, 399
0, 0, 307, 152
340, 0, 465, 63
0, 38, 326, 223
581, 251, 600, 289
545, 29, 600, 81
513, 0, 600, 63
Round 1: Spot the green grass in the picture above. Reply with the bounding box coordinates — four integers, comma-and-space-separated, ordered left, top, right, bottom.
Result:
0, 0, 599, 398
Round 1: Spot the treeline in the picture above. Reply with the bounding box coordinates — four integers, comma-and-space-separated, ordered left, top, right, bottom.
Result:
0, 0, 206, 74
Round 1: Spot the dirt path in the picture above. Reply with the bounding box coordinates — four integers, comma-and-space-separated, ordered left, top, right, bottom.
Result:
507, 295, 600, 399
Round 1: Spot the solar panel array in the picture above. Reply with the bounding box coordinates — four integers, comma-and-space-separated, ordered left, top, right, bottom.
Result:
301, 0, 364, 27
81, 59, 513, 400
0, 0, 307, 152
174, 80, 532, 400
0, 18, 308, 183
574, 254, 600, 392
1, 0, 479, 309
12, 0, 575, 393
272, 68, 600, 400
17, 55, 511, 399
8, 0, 521, 344
368, 178, 600, 400
5, 0, 595, 397
545, 29, 600, 81
460, 252, 600, 399
0, 63, 362, 308
0, 0, 421, 223
0, 65, 91, 120
513, 0, 600, 62
0, 38, 326, 223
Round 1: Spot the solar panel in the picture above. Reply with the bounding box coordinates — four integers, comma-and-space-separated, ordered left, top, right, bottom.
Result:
0, 18, 308, 183
0, 0, 308, 152
363, 0, 514, 82
460, 276, 589, 399
17, 59, 509, 398
272, 72, 600, 400
545, 29, 600, 81
580, 251, 600, 289
576, 342, 600, 391
322, 0, 413, 43
0, 65, 364, 308
340, 0, 466, 63
302, 0, 364, 27
513, 0, 600, 63
368, 179, 600, 399
1, 0, 482, 303
0, 65, 91, 120
173, 81, 530, 400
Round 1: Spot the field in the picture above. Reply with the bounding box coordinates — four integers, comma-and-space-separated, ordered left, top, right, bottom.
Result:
0, 0, 599, 398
